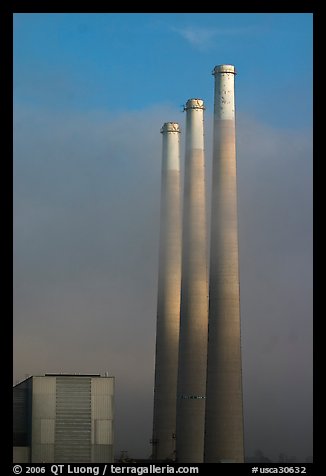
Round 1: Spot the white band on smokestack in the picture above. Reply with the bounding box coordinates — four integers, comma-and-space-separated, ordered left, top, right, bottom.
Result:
212, 65, 236, 121
161, 122, 181, 171
184, 99, 205, 151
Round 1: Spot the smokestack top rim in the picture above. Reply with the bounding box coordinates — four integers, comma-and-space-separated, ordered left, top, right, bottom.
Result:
184, 98, 205, 110
212, 64, 236, 75
160, 122, 181, 133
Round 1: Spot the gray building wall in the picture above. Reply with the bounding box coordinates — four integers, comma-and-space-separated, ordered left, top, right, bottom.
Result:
13, 374, 114, 463
13, 377, 32, 448
32, 376, 56, 463
54, 376, 91, 463
13, 447, 30, 463
91, 377, 114, 463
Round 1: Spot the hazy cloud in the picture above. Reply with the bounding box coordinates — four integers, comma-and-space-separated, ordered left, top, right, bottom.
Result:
171, 25, 259, 50
13, 103, 312, 460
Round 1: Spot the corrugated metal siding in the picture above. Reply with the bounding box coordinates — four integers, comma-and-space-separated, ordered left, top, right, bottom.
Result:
32, 377, 56, 420
13, 384, 29, 446
13, 378, 33, 449
32, 443, 54, 462
33, 377, 56, 396
92, 395, 113, 420
91, 377, 114, 396
13, 446, 30, 463
33, 394, 56, 419
92, 444, 113, 463
95, 419, 112, 445
41, 419, 55, 444
91, 377, 114, 454
54, 377, 91, 463
31, 377, 56, 463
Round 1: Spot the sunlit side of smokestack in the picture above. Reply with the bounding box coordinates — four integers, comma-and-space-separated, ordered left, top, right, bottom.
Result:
204, 65, 245, 463
152, 122, 182, 461
176, 100, 209, 463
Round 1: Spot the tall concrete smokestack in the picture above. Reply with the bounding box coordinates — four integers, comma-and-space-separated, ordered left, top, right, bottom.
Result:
152, 122, 182, 461
204, 65, 244, 463
176, 99, 208, 463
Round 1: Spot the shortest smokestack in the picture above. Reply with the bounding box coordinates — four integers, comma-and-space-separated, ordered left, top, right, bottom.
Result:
152, 122, 182, 461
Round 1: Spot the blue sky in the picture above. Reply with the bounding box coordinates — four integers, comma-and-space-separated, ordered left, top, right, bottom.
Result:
14, 13, 312, 127
13, 13, 313, 461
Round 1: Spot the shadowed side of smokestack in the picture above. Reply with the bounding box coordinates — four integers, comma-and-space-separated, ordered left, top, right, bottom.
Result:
152, 122, 182, 461
204, 65, 244, 463
176, 99, 208, 463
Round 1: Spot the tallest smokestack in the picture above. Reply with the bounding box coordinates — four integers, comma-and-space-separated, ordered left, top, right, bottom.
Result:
204, 65, 244, 463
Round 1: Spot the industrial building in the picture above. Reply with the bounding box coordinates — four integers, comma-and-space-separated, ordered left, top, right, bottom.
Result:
152, 65, 244, 463
13, 373, 114, 463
